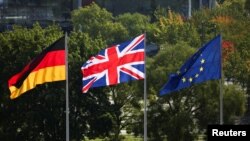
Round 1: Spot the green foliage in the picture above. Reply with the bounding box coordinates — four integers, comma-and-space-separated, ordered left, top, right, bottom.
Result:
71, 2, 113, 33
71, 3, 128, 44
223, 85, 246, 123
70, 3, 153, 141
147, 42, 196, 94
133, 39, 246, 141
0, 24, 64, 141
143, 43, 199, 141
246, 0, 250, 12
153, 9, 200, 47
68, 31, 114, 140
0, 1, 249, 141
191, 1, 250, 104
85, 135, 142, 141
69, 31, 107, 59
116, 13, 150, 37
0, 23, 63, 94
224, 30, 250, 95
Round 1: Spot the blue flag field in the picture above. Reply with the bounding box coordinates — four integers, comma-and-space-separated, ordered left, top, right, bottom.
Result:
160, 35, 222, 96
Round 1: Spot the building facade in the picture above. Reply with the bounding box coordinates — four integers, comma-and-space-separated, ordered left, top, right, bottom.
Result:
93, 0, 216, 16
0, 0, 216, 31
0, 0, 76, 31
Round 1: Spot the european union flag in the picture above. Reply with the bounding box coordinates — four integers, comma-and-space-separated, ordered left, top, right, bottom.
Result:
159, 35, 222, 96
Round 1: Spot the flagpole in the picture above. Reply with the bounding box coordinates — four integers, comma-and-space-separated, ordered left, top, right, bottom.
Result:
144, 33, 147, 141
65, 32, 70, 141
188, 0, 192, 19
220, 77, 223, 125
219, 34, 223, 125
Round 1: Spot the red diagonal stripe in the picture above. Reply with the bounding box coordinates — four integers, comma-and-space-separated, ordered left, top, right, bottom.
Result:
120, 67, 144, 79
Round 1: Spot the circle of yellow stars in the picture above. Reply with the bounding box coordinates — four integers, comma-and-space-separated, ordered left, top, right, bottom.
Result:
180, 58, 206, 83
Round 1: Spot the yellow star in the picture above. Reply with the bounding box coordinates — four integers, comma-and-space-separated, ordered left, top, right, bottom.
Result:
200, 67, 204, 72
189, 77, 193, 82
177, 71, 181, 75
195, 74, 199, 78
182, 77, 186, 82
201, 59, 205, 64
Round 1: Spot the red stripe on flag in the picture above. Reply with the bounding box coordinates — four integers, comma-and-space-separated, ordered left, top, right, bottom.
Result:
120, 67, 144, 80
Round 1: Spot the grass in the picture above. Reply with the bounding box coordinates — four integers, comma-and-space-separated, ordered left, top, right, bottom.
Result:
85, 134, 205, 141
85, 135, 143, 141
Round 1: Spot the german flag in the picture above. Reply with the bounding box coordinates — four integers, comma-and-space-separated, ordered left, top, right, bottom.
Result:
8, 36, 66, 99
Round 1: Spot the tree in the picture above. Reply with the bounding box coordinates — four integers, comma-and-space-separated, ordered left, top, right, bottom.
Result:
153, 8, 201, 47
224, 32, 250, 112
132, 40, 246, 141
71, 2, 128, 44
223, 85, 246, 123
1, 1, 249, 140
70, 3, 151, 140
116, 13, 150, 37
207, 0, 250, 112
107, 85, 143, 141
68, 31, 111, 140
246, 0, 250, 12
0, 23, 65, 141
145, 42, 200, 141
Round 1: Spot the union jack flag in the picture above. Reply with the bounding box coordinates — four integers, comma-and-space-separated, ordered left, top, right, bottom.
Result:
81, 34, 145, 93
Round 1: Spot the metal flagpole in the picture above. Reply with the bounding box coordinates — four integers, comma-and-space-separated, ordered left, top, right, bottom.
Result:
188, 0, 192, 19
199, 0, 203, 9
65, 32, 70, 141
219, 34, 223, 125
144, 33, 147, 141
220, 77, 223, 125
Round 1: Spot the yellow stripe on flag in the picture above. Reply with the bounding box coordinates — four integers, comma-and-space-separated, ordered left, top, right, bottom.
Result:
10, 65, 65, 99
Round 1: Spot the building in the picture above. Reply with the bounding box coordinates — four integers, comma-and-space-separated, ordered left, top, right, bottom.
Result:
0, 0, 76, 31
0, 0, 217, 32
93, 0, 216, 16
